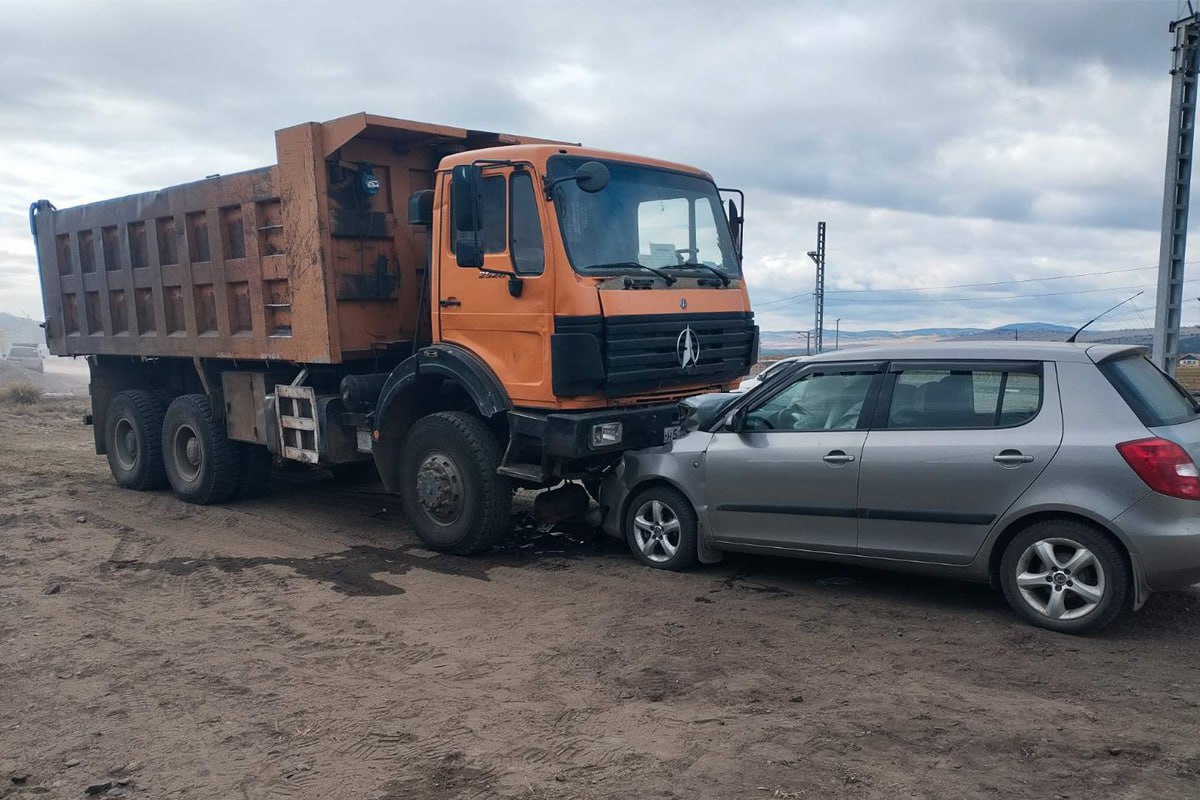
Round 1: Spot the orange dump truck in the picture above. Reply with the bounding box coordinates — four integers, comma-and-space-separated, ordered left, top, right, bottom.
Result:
30, 112, 756, 552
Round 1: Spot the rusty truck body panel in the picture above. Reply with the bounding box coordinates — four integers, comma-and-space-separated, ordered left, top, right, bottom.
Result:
32, 113, 565, 364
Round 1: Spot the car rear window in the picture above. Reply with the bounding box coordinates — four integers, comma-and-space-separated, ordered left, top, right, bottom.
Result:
9, 347, 38, 358
1099, 354, 1199, 427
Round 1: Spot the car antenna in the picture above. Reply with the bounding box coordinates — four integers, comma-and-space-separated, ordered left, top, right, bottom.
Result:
1066, 291, 1145, 343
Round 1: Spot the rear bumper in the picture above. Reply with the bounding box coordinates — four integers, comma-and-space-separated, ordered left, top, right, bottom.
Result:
1114, 493, 1200, 590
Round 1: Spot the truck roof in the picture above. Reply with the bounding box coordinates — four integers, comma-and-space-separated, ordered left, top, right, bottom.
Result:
437, 143, 716, 182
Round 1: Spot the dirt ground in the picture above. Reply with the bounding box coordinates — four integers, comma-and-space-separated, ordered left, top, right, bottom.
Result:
3, 403, 1200, 800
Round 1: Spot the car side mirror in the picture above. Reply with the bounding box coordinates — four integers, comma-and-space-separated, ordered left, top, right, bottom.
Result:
726, 407, 747, 433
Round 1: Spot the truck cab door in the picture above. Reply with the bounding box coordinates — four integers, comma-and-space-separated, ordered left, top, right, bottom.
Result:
436, 167, 553, 405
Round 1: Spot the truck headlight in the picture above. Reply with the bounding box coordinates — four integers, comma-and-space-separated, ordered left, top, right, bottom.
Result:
590, 421, 623, 448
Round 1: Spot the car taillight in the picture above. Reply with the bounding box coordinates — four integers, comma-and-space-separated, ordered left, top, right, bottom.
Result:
1116, 437, 1200, 500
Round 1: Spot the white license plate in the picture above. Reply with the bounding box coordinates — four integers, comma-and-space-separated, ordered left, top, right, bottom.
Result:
663, 425, 683, 444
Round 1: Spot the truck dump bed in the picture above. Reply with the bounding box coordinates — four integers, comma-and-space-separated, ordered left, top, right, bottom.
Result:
32, 113, 562, 364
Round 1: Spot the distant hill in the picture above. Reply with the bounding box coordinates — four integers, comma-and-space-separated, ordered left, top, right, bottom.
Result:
759, 321, 1188, 355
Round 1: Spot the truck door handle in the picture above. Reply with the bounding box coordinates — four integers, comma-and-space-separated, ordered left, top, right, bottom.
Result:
439, 298, 461, 308
993, 450, 1034, 465
822, 450, 856, 465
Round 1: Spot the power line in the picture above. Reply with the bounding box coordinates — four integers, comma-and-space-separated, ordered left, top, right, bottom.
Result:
752, 260, 1200, 310
758, 277, 1200, 312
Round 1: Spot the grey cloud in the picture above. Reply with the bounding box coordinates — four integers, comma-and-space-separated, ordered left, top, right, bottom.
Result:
0, 0, 1188, 329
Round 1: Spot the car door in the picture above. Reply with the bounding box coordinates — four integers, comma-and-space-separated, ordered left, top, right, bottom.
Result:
705, 361, 884, 554
856, 360, 1063, 564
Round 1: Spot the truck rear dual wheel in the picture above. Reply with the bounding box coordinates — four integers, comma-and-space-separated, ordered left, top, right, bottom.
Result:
104, 390, 169, 491
162, 394, 240, 505
399, 411, 513, 555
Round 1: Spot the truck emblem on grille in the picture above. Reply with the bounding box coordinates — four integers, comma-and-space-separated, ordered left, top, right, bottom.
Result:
677, 326, 700, 369
679, 298, 687, 309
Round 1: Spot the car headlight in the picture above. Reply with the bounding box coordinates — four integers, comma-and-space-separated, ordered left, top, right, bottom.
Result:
590, 421, 623, 449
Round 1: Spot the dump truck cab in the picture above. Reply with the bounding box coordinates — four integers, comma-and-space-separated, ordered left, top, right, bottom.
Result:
371, 144, 756, 487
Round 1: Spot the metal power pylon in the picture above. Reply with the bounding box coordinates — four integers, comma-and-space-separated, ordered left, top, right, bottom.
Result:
807, 222, 826, 354
1154, 11, 1200, 375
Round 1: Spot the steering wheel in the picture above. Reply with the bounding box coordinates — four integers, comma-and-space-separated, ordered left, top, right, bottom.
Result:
773, 406, 812, 430
742, 414, 774, 431
675, 247, 699, 262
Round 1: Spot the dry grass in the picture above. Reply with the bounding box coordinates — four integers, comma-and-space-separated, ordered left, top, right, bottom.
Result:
0, 381, 44, 405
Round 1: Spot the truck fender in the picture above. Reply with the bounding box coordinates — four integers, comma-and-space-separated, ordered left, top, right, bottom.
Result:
371, 344, 512, 491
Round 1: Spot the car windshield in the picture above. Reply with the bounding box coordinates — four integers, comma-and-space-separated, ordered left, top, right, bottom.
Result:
548, 156, 740, 277
1100, 354, 1199, 427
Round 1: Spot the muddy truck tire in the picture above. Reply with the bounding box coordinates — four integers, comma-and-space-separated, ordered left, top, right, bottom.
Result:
104, 390, 168, 491
398, 411, 513, 555
162, 394, 239, 505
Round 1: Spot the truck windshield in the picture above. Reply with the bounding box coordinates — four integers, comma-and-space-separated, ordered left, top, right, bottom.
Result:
548, 156, 740, 278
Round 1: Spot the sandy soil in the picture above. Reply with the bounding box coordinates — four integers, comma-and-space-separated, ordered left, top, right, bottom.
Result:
3, 402, 1200, 799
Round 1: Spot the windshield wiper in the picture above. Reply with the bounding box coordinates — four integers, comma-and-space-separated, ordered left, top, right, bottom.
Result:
584, 262, 677, 286
675, 261, 731, 287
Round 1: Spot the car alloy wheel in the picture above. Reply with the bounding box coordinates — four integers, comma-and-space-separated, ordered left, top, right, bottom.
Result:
1013, 537, 1106, 621
632, 499, 682, 563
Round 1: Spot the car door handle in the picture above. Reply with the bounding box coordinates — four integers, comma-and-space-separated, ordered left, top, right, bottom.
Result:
993, 450, 1035, 465
822, 450, 856, 465
439, 298, 462, 308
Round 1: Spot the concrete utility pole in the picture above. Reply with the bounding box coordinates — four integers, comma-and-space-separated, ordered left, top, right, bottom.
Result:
1155, 10, 1200, 375
835, 318, 841, 350
807, 222, 826, 354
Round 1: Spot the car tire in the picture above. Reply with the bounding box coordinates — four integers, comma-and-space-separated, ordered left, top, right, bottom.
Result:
234, 443, 274, 499
162, 394, 239, 505
398, 412, 513, 555
104, 390, 168, 491
624, 485, 698, 571
999, 519, 1129, 634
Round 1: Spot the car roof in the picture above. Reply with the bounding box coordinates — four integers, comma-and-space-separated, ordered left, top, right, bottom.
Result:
800, 340, 1147, 364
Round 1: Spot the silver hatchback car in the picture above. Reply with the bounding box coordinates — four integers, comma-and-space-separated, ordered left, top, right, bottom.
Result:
600, 342, 1200, 633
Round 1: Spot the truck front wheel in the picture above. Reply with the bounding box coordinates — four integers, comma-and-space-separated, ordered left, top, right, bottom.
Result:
162, 394, 239, 505
104, 390, 168, 491
398, 412, 513, 555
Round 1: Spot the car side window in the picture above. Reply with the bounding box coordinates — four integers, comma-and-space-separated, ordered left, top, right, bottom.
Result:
745, 372, 874, 431
885, 365, 1042, 429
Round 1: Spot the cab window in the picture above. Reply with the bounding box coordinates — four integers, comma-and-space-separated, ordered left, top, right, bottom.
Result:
510, 172, 544, 275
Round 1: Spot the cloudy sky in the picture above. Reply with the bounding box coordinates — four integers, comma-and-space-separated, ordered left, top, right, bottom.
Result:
0, 0, 1190, 333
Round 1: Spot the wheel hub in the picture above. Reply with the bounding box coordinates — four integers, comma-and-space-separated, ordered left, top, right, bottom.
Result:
185, 437, 202, 466
1015, 537, 1105, 621
415, 452, 463, 524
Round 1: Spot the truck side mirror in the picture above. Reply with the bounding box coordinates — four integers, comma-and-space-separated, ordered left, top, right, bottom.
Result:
451, 165, 482, 232
574, 161, 610, 193
727, 199, 743, 252
408, 189, 434, 226
456, 237, 485, 268
720, 188, 744, 263
451, 165, 484, 268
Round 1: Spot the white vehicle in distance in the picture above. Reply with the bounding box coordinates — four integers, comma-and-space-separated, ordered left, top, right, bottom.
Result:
735, 356, 806, 393
5, 344, 44, 373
